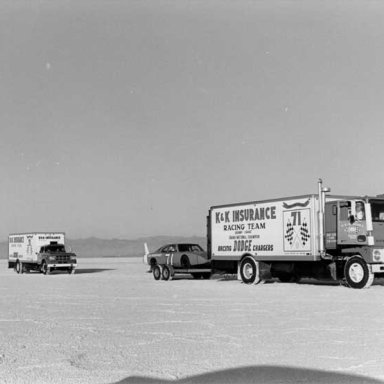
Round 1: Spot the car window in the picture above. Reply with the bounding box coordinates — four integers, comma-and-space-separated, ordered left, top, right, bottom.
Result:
191, 245, 203, 252
178, 244, 203, 252
162, 245, 175, 253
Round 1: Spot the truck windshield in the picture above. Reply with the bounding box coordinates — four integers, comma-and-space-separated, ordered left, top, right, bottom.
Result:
370, 201, 384, 222
46, 245, 66, 252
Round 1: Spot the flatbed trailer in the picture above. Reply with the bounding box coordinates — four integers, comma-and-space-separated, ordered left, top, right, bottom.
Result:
152, 264, 211, 281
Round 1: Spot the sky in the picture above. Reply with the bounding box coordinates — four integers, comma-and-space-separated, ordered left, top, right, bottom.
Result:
1, 0, 384, 240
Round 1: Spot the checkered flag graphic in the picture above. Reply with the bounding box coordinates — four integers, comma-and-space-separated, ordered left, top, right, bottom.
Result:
300, 220, 310, 245
285, 221, 294, 245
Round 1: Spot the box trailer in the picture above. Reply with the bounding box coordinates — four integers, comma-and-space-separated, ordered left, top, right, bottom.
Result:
8, 232, 77, 274
207, 180, 384, 289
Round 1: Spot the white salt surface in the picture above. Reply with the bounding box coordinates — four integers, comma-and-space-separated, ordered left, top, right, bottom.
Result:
1, 257, 384, 384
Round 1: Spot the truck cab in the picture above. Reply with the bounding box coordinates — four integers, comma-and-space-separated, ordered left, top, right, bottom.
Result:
38, 241, 77, 274
324, 197, 384, 287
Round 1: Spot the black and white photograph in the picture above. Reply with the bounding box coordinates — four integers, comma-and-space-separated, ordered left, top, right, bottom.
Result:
1, 1, 384, 383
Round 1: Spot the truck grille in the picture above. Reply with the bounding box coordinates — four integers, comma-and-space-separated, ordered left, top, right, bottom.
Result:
56, 254, 71, 264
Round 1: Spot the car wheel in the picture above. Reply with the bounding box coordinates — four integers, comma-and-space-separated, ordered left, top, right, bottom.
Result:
153, 265, 161, 280
240, 256, 262, 285
344, 256, 374, 289
162, 265, 171, 281
180, 255, 191, 269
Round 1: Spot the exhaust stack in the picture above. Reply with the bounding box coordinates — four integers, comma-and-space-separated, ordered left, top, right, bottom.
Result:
318, 178, 331, 257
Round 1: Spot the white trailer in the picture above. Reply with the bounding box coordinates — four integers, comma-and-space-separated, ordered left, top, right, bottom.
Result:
208, 180, 384, 288
8, 232, 77, 274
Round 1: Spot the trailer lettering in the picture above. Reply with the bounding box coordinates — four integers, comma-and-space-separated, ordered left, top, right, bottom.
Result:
216, 211, 230, 223
224, 224, 245, 231
232, 206, 276, 222
218, 245, 232, 252
253, 244, 274, 251
10, 236, 24, 243
233, 240, 252, 252
247, 222, 266, 230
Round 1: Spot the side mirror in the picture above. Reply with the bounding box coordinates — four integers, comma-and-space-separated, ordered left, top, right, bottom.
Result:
349, 215, 355, 224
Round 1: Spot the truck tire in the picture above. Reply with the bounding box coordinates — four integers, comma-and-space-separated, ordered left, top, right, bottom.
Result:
240, 256, 262, 285
41, 261, 50, 275
202, 272, 211, 280
344, 256, 374, 289
180, 255, 190, 269
15, 260, 22, 274
162, 265, 171, 281
153, 265, 161, 280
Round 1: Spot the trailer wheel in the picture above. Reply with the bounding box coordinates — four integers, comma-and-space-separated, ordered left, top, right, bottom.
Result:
153, 265, 161, 280
240, 256, 262, 285
344, 256, 374, 289
180, 255, 191, 269
150, 258, 157, 269
162, 265, 171, 281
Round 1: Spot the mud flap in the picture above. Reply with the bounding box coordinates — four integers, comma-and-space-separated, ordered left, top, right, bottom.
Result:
258, 261, 272, 281
327, 262, 337, 281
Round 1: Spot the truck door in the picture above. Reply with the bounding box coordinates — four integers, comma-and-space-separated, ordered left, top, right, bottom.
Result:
337, 201, 367, 245
325, 202, 337, 249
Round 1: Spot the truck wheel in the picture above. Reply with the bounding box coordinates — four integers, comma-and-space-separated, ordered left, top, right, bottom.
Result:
41, 261, 50, 275
153, 265, 161, 280
180, 255, 190, 269
202, 272, 211, 280
344, 256, 374, 289
162, 265, 171, 281
15, 261, 23, 274
240, 256, 262, 285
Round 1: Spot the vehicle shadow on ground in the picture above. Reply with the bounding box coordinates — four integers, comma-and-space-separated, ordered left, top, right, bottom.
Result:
113, 365, 383, 384
213, 276, 384, 287
73, 268, 115, 274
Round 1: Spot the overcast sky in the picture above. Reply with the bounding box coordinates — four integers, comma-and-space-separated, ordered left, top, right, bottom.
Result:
1, 0, 384, 240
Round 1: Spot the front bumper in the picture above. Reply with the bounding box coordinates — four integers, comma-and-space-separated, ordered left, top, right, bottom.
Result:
47, 262, 77, 269
371, 264, 384, 273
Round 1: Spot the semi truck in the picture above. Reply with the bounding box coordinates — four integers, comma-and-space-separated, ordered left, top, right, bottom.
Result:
207, 179, 384, 289
8, 232, 77, 275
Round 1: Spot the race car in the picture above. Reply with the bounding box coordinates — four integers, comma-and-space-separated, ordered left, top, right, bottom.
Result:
144, 243, 210, 270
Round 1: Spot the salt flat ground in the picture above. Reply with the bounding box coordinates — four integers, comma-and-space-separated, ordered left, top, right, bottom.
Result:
1, 257, 384, 384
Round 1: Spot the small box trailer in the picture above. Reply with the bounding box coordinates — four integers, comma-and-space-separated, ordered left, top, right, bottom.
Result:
152, 264, 212, 281
8, 232, 77, 275
207, 179, 384, 289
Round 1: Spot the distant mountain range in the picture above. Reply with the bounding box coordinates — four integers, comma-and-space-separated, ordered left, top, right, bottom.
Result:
0, 236, 207, 259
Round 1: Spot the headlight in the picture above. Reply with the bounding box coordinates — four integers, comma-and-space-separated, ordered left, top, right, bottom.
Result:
373, 249, 384, 262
